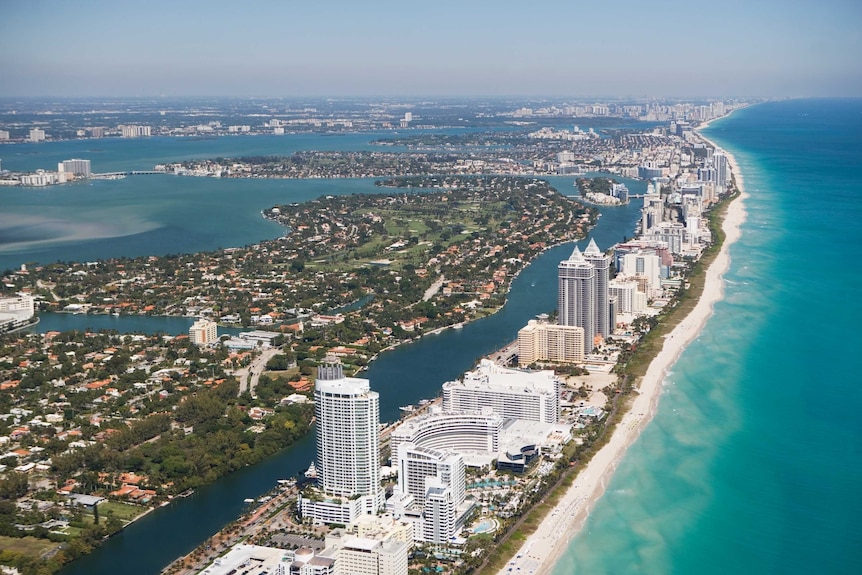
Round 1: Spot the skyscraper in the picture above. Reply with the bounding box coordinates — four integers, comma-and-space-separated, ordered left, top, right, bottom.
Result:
713, 151, 729, 190
394, 443, 467, 544
558, 246, 595, 354
583, 238, 610, 339
302, 359, 383, 523
397, 443, 465, 508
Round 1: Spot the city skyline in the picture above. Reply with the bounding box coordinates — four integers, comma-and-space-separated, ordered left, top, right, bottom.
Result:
2, 0, 861, 98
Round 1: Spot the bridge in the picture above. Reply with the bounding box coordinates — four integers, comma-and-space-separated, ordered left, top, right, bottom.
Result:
91, 170, 165, 178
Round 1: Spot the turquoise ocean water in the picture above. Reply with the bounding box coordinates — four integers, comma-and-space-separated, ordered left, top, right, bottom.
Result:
552, 99, 862, 574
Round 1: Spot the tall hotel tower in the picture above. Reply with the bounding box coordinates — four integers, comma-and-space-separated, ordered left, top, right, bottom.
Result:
583, 238, 611, 339
302, 358, 383, 523
558, 246, 595, 354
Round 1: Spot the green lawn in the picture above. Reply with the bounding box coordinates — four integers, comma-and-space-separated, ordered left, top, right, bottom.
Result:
97, 500, 147, 522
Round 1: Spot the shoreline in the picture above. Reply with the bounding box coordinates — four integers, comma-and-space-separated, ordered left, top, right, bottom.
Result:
503, 117, 748, 575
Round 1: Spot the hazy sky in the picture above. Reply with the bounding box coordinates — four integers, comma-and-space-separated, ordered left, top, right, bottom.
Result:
1, 0, 860, 98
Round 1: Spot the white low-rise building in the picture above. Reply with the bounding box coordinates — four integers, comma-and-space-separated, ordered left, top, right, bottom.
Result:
442, 360, 561, 423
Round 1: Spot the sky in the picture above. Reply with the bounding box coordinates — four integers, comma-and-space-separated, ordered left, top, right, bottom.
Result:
1, 0, 860, 98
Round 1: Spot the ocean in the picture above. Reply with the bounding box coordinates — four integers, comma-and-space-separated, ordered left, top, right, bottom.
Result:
551, 99, 862, 574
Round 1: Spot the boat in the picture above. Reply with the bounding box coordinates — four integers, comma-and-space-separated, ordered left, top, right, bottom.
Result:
304, 462, 317, 479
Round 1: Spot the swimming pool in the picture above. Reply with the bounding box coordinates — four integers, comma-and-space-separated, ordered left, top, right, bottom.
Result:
471, 518, 499, 534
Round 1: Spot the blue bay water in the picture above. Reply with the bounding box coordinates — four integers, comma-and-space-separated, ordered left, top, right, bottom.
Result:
0, 175, 398, 270
552, 99, 862, 574
0, 132, 409, 174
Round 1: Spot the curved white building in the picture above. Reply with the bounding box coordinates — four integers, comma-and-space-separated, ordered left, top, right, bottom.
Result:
390, 410, 503, 469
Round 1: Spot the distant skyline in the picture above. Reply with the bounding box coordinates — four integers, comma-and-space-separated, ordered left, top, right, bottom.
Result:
2, 0, 860, 98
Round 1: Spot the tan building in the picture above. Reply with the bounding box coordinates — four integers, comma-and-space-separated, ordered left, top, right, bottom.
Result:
517, 320, 585, 367
189, 318, 217, 345
335, 538, 408, 575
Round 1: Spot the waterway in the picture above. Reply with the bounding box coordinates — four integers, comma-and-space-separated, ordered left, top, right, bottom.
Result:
28, 312, 248, 337
56, 178, 643, 575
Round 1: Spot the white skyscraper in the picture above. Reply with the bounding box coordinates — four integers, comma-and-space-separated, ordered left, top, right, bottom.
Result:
422, 482, 457, 544
397, 443, 465, 508
621, 252, 662, 295
713, 151, 729, 190
642, 181, 664, 235
583, 238, 611, 339
558, 246, 595, 354
302, 359, 383, 523
395, 443, 467, 544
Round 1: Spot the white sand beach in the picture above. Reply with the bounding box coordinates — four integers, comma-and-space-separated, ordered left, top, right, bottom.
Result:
500, 124, 748, 575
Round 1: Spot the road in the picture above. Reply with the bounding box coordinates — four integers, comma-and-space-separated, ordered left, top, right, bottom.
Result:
235, 348, 282, 397
422, 275, 446, 301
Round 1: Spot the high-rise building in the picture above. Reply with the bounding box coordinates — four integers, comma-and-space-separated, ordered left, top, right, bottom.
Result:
421, 482, 457, 544
188, 318, 217, 345
120, 125, 151, 137
390, 443, 468, 545
60, 159, 91, 178
583, 238, 610, 339
517, 320, 584, 366
713, 151, 729, 190
397, 443, 465, 507
326, 537, 409, 575
642, 182, 664, 234
558, 246, 595, 354
389, 409, 502, 470
301, 359, 383, 523
620, 252, 662, 295
29, 128, 46, 142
